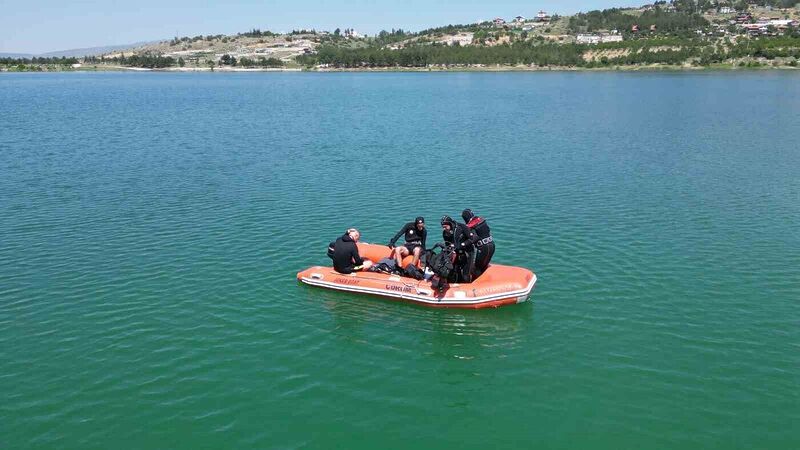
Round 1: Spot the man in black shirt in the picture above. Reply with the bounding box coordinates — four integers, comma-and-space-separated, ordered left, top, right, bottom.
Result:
388, 216, 427, 269
332, 228, 373, 274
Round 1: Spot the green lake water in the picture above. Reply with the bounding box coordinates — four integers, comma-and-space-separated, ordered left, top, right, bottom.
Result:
1, 72, 799, 449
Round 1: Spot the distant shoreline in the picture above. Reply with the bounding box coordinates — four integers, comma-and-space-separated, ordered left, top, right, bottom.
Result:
5, 3, 800, 76
312, 64, 800, 72
3, 64, 799, 73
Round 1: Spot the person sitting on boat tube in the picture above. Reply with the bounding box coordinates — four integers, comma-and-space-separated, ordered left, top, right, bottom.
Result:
387, 216, 427, 269
462, 209, 494, 278
440, 215, 479, 283
332, 228, 373, 274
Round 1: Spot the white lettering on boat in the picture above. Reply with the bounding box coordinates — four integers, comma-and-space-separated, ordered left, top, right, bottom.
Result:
475, 284, 519, 295
385, 284, 415, 293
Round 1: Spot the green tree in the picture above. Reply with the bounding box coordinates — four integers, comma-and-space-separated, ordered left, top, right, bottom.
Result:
259, 57, 283, 67
220, 54, 237, 66
734, 0, 748, 11
178, 57, 185, 67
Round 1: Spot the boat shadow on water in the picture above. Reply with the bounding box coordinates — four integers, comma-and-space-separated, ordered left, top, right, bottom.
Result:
298, 283, 536, 360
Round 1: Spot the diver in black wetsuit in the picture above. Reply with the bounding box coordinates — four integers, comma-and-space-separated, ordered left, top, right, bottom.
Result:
440, 215, 479, 283
388, 216, 427, 269
332, 228, 373, 274
462, 209, 495, 278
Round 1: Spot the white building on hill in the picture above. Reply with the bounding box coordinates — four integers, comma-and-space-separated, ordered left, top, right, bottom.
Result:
576, 33, 623, 44
535, 10, 551, 22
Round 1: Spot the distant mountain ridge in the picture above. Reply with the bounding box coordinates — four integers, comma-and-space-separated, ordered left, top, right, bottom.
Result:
0, 53, 34, 58
1, 41, 160, 59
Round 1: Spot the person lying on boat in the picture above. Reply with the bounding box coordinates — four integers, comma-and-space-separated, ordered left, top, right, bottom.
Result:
462, 208, 494, 277
332, 228, 373, 274
387, 216, 427, 270
440, 215, 479, 283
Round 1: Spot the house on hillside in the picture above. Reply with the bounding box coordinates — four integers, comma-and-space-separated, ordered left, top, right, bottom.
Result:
535, 10, 551, 22
720, 6, 734, 14
494, 17, 506, 26
513, 15, 526, 25
741, 23, 767, 35
769, 19, 798, 27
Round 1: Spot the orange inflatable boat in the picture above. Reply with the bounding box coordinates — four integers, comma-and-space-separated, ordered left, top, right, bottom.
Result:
297, 243, 537, 309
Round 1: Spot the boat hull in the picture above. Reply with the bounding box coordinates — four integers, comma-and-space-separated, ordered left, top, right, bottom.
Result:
297, 243, 536, 309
